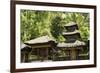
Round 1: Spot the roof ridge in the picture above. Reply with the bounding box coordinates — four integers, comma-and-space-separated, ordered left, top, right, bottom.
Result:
24, 35, 56, 44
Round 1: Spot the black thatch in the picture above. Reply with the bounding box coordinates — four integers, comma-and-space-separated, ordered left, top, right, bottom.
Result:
21, 42, 32, 52
64, 22, 77, 27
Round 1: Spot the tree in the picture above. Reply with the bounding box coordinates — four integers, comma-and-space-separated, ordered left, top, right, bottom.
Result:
21, 10, 89, 42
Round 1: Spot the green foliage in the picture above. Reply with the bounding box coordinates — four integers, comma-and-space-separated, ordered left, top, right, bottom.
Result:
21, 10, 89, 42
50, 16, 63, 39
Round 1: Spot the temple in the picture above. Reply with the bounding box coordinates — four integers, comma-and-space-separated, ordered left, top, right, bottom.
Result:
57, 22, 85, 60
21, 22, 86, 62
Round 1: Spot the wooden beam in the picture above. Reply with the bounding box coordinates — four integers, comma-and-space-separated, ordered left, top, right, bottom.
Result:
31, 44, 51, 48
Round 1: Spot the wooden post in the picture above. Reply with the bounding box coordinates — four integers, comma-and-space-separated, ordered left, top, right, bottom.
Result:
70, 49, 77, 60
40, 48, 48, 61
21, 52, 25, 62
21, 52, 27, 62
45, 48, 48, 60
52, 48, 56, 61
37, 48, 40, 60
65, 49, 70, 60
76, 49, 80, 60
23, 52, 26, 62
25, 52, 29, 62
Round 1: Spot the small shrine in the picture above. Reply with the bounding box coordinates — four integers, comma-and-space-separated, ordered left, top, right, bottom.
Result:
24, 35, 57, 62
21, 43, 32, 62
57, 22, 85, 60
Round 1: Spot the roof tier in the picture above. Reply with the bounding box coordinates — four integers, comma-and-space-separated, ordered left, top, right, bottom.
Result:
25, 35, 56, 45
62, 30, 80, 36
57, 40, 85, 48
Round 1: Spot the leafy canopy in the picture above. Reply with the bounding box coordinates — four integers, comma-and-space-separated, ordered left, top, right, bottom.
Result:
21, 10, 89, 42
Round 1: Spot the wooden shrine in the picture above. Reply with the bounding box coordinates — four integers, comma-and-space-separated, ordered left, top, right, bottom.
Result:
24, 35, 57, 62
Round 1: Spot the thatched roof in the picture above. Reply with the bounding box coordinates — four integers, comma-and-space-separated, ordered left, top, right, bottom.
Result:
21, 42, 28, 49
62, 30, 80, 36
21, 42, 32, 52
25, 35, 56, 45
57, 40, 85, 48
64, 22, 77, 27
